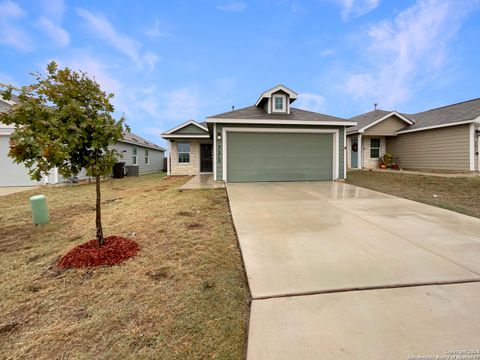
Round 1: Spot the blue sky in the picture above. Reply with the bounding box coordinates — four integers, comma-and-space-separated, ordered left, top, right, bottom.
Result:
1, 0, 479, 147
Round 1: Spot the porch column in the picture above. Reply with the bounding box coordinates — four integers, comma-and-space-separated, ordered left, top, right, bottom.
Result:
358, 135, 362, 169
167, 140, 171, 175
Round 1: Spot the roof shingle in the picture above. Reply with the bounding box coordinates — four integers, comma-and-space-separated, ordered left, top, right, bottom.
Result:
208, 105, 348, 122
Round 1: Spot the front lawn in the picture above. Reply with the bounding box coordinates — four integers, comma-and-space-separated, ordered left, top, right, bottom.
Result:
0, 173, 249, 360
346, 170, 480, 219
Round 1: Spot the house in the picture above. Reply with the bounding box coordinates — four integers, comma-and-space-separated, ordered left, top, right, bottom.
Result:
347, 99, 480, 172
45, 131, 166, 184
0, 95, 165, 186
162, 85, 356, 182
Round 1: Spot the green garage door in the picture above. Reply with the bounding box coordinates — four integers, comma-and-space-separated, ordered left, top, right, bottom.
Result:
226, 132, 333, 182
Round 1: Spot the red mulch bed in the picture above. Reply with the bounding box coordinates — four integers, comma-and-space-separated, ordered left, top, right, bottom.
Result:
57, 236, 140, 269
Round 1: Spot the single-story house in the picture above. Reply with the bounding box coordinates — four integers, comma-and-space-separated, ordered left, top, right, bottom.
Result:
162, 84, 356, 182
0, 95, 165, 186
346, 99, 480, 172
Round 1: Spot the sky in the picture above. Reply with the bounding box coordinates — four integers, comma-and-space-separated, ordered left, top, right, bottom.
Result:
1, 0, 479, 148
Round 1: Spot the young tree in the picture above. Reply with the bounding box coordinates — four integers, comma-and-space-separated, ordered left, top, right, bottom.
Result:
0, 62, 127, 246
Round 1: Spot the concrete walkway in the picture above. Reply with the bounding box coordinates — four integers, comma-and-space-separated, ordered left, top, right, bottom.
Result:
179, 174, 225, 190
227, 182, 480, 359
0, 186, 38, 197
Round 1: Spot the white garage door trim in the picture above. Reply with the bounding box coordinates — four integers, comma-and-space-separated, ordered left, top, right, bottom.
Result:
222, 127, 339, 182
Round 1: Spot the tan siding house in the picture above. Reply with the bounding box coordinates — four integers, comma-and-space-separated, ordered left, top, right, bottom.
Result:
346, 99, 480, 172
387, 125, 471, 171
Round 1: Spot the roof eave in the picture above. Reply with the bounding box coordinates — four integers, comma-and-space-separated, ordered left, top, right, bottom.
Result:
161, 134, 211, 139
119, 139, 165, 151
396, 117, 479, 134
206, 118, 357, 126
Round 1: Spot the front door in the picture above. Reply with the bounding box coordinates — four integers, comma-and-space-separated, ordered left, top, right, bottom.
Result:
200, 144, 213, 172
351, 138, 358, 168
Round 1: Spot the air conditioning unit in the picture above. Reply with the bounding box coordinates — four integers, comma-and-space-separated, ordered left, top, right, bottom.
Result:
125, 165, 139, 177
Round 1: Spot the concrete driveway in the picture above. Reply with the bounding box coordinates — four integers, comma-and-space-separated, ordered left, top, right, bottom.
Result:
0, 186, 37, 197
227, 182, 480, 360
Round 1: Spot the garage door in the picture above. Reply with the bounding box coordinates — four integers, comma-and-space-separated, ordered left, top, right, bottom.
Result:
0, 135, 40, 186
226, 132, 334, 182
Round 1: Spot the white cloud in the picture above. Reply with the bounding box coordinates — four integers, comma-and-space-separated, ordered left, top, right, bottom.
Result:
37, 17, 70, 47
295, 93, 326, 113
146, 19, 166, 39
343, 0, 474, 108
77, 9, 159, 70
217, 1, 247, 12
336, 0, 380, 20
143, 51, 161, 71
56, 52, 121, 95
0, 1, 32, 51
164, 88, 200, 120
320, 49, 335, 56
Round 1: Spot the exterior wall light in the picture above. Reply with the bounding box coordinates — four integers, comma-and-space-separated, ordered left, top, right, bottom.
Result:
217, 133, 222, 140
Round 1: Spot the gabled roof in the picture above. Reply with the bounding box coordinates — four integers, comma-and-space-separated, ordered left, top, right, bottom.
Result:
207, 105, 356, 125
255, 84, 298, 107
398, 98, 480, 133
121, 131, 165, 151
347, 110, 414, 134
161, 119, 210, 139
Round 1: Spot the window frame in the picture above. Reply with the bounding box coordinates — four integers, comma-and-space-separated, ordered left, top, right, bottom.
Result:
145, 149, 149, 165
132, 147, 138, 165
370, 138, 381, 159
177, 143, 190, 164
272, 94, 286, 112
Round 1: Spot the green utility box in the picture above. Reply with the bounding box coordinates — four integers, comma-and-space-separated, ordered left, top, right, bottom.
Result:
29, 194, 49, 225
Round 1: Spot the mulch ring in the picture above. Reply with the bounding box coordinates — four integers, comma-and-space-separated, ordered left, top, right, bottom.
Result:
57, 236, 140, 269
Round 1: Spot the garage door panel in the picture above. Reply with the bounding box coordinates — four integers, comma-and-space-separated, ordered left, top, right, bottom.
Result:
227, 132, 333, 182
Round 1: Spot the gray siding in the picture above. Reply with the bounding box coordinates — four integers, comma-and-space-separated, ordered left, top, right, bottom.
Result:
215, 124, 346, 181
174, 124, 208, 135
114, 142, 164, 174
53, 142, 164, 184
363, 116, 408, 136
386, 124, 471, 171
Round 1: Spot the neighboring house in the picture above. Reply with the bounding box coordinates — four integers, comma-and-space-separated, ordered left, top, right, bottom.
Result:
162, 85, 356, 182
0, 94, 44, 186
0, 95, 165, 186
347, 99, 480, 172
45, 131, 166, 184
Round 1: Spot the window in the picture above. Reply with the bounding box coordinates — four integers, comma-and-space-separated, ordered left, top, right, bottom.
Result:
145, 149, 149, 165
274, 96, 284, 110
132, 147, 138, 165
273, 95, 286, 112
370, 138, 381, 158
178, 143, 190, 163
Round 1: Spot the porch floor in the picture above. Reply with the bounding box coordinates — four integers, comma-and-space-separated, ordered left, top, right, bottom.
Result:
179, 174, 225, 190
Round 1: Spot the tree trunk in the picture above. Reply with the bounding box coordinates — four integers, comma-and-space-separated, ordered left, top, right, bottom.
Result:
95, 175, 104, 246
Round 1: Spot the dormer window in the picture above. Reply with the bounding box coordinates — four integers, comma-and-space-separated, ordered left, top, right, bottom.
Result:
274, 96, 284, 110
272, 94, 286, 113
254, 84, 298, 114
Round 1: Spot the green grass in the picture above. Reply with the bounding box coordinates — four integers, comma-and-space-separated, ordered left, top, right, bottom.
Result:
346, 170, 480, 218
0, 173, 249, 360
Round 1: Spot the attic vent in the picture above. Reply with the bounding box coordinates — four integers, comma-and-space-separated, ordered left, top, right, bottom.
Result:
132, 138, 138, 142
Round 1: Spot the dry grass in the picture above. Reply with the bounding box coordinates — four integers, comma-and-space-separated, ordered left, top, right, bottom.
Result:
346, 170, 480, 218
0, 173, 249, 360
